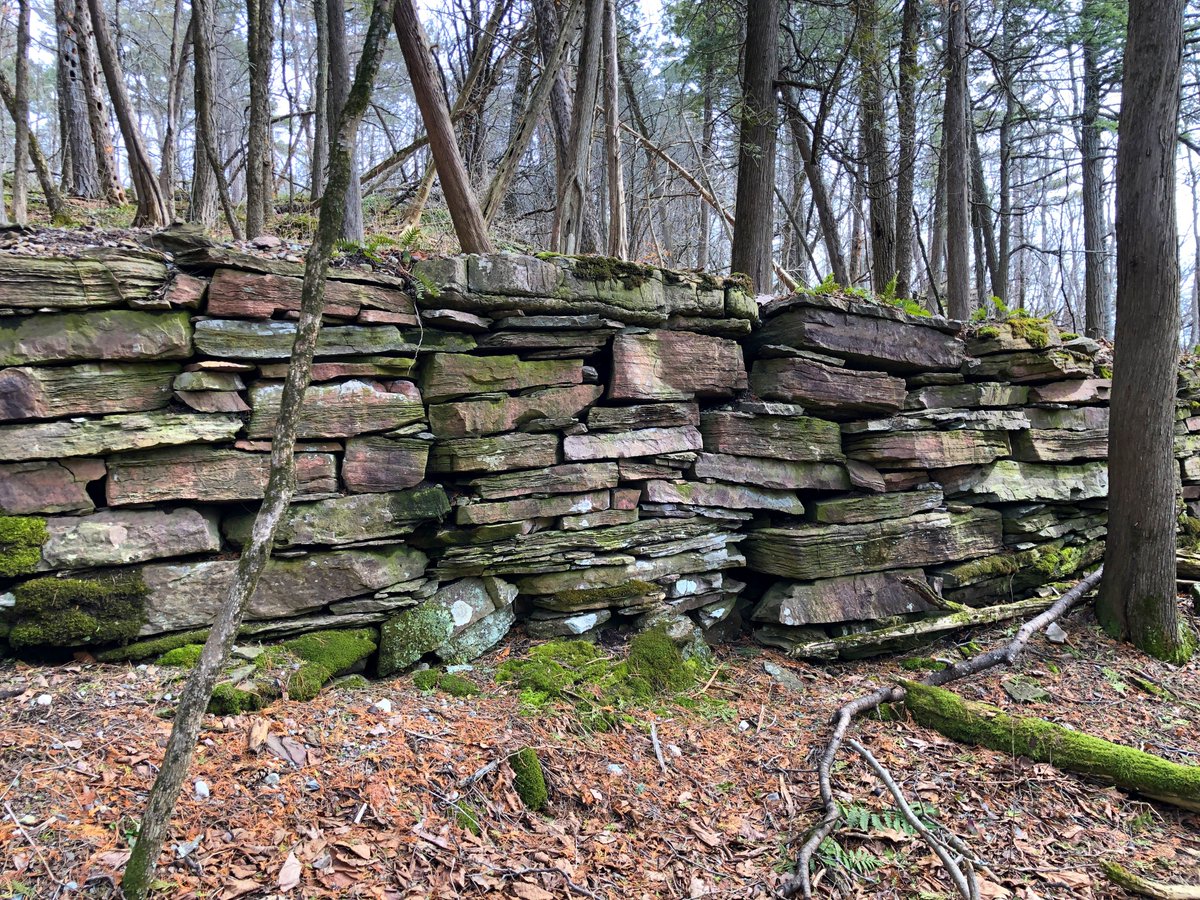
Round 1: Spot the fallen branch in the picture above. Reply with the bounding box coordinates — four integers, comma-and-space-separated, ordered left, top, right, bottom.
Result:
776, 596, 1056, 660
847, 740, 979, 900
780, 566, 1104, 898
1102, 861, 1200, 899
904, 681, 1200, 812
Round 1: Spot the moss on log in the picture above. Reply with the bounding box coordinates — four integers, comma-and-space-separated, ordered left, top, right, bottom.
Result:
903, 681, 1200, 811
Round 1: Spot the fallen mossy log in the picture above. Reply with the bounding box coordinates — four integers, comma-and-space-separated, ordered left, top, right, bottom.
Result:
904, 681, 1200, 811
776, 596, 1055, 660
1102, 862, 1200, 899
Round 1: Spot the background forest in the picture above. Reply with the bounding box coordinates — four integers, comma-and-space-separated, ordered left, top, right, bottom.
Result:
0, 0, 1188, 337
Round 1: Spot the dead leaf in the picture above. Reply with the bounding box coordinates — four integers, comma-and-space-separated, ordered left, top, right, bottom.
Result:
1043, 870, 1091, 890
277, 850, 301, 892
511, 881, 554, 900
218, 878, 262, 900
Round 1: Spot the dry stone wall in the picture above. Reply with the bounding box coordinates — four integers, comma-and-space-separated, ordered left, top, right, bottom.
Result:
0, 240, 1177, 673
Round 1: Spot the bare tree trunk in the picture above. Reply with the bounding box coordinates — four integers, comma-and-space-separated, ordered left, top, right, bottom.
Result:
994, 0, 1014, 303
12, 0, 30, 225
55, 0, 100, 198
393, 0, 494, 252
327, 0, 363, 241
552, 0, 603, 254
855, 0, 895, 293
87, 0, 167, 225
484, 0, 579, 223
500, 30, 533, 219
118, 4, 396, 898
75, 0, 124, 205
159, 0, 190, 222
311, 0, 329, 200
1097, 0, 1193, 664
697, 62, 714, 270
730, 0, 778, 291
929, 136, 947, 291
943, 0, 972, 319
894, 0, 919, 299
1191, 156, 1200, 347
192, 0, 242, 237
1081, 0, 1108, 338
0, 73, 67, 221
245, 0, 275, 236
531, 0, 573, 193
188, 0, 219, 228
969, 113, 1000, 299
601, 0, 626, 258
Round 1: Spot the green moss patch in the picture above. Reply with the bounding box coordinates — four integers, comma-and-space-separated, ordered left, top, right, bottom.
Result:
509, 747, 548, 811
209, 683, 265, 715
554, 579, 658, 610
0, 516, 47, 577
377, 603, 455, 676
158, 644, 204, 668
7, 572, 147, 650
279, 628, 378, 701
496, 630, 702, 731
572, 256, 655, 289
413, 669, 479, 697
97, 628, 212, 662
452, 800, 483, 835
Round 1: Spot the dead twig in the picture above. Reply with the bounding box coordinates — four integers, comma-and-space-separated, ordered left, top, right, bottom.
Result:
5, 801, 64, 886
650, 721, 668, 775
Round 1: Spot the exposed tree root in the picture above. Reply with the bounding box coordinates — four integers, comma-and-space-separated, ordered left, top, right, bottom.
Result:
1103, 862, 1200, 899
779, 566, 1105, 899
904, 681, 1200, 811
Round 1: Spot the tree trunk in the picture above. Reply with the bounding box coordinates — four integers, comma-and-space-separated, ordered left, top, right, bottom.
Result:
75, 0, 124, 205
393, 0, 494, 253
1097, 0, 1193, 663
0, 73, 67, 221
12, 0, 30, 226
697, 62, 714, 270
943, 0, 972, 319
783, 89, 848, 286
245, 0, 275, 237
929, 137, 947, 293
118, 3, 396, 898
55, 0, 100, 198
601, 0, 626, 258
969, 112, 1000, 300
159, 0, 190, 222
531, 0, 573, 193
855, 0, 896, 294
500, 29, 533, 219
552, 0, 603, 255
311, 0, 329, 200
327, 0, 363, 241
191, 0, 242, 237
1081, 0, 1109, 338
730, 0, 778, 292
188, 0, 219, 228
995, 0, 1014, 304
87, 0, 167, 226
894, 0, 919, 299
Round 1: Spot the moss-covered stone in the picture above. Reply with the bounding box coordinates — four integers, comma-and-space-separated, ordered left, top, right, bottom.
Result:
0, 516, 47, 577
552, 579, 659, 612
7, 572, 147, 650
413, 668, 479, 697
209, 683, 265, 715
377, 603, 455, 676
572, 256, 655, 289
627, 628, 694, 693
157, 644, 204, 668
509, 747, 548, 811
281, 628, 378, 701
96, 628, 212, 662
1006, 315, 1052, 349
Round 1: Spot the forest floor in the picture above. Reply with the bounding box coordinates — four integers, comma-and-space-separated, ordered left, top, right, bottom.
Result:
1, 605, 1199, 900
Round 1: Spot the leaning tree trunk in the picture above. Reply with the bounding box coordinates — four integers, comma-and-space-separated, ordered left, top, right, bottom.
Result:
327, 0, 363, 241
730, 0, 779, 292
119, 3, 396, 898
12, 0, 30, 226
601, 0, 627, 259
245, 0, 275, 237
1081, 0, 1109, 338
894, 0, 919, 300
531, 0, 573, 194
75, 0, 124, 205
393, 0, 494, 252
1097, 0, 1194, 663
86, 0, 167, 226
310, 0, 330, 200
943, 0, 971, 319
783, 88, 848, 286
0, 73, 67, 221
552, 0, 604, 255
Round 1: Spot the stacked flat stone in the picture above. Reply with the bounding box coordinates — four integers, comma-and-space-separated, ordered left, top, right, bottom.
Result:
742, 296, 1112, 655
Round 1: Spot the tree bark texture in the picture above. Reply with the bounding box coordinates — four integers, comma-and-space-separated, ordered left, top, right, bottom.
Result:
55, 0, 100, 198
1097, 0, 1194, 663
74, 0, 124, 205
1081, 0, 1109, 338
602, 0, 627, 258
0, 72, 67, 221
855, 0, 896, 294
552, 0, 603, 255
730, 0, 779, 292
894, 0, 920, 300
943, 0, 971, 319
12, 0, 31, 226
188, 0, 219, 228
311, 0, 330, 201
327, 0, 363, 241
245, 0, 275, 236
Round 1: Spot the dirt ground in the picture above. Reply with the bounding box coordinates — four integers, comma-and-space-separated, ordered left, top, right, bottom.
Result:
2, 605, 1198, 900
